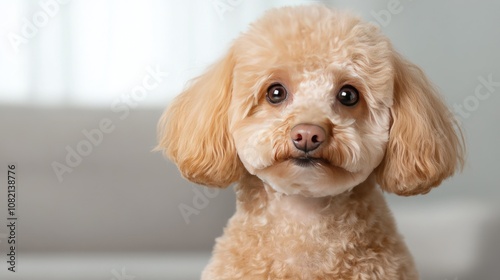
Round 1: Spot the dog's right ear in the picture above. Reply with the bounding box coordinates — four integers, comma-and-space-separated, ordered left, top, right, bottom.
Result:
156, 48, 244, 188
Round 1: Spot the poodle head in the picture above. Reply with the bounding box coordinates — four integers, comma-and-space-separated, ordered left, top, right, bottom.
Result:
157, 5, 464, 197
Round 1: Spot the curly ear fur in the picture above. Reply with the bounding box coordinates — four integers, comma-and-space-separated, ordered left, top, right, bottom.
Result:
375, 53, 465, 196
156, 49, 244, 187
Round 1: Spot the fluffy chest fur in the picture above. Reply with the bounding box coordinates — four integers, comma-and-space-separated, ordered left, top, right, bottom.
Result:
201, 177, 417, 280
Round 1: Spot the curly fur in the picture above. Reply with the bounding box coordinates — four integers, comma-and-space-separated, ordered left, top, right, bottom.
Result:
157, 5, 465, 279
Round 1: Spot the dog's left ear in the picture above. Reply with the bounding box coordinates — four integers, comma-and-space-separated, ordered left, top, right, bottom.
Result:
156, 47, 244, 188
375, 52, 465, 196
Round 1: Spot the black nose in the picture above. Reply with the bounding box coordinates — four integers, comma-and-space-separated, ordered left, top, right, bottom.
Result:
290, 124, 326, 152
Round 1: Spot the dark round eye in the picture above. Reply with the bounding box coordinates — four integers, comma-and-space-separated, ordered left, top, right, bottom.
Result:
266, 83, 288, 104
337, 85, 359, 106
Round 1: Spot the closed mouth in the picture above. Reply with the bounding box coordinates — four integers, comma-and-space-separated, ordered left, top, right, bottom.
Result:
290, 157, 329, 167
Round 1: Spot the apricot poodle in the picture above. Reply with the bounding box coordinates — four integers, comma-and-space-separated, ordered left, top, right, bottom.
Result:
157, 5, 464, 279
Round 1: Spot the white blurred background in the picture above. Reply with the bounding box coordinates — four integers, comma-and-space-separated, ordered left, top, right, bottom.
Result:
0, 0, 499, 279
